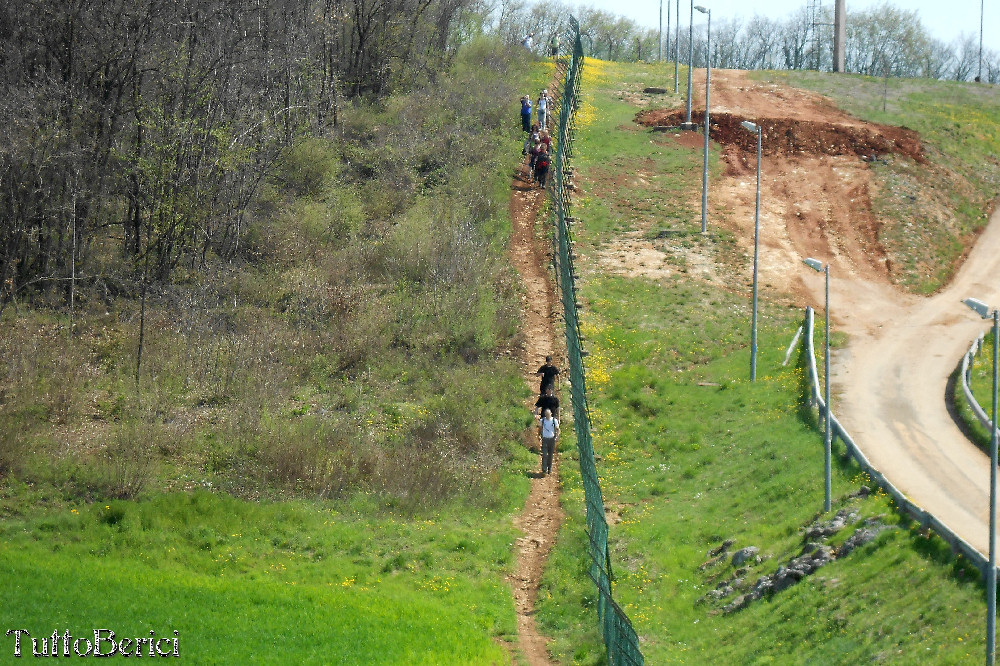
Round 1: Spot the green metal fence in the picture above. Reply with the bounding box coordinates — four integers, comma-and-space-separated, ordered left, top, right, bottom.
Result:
548, 18, 644, 666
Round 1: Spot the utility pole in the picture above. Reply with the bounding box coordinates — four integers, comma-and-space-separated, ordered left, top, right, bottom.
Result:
659, 0, 662, 61
833, 0, 845, 72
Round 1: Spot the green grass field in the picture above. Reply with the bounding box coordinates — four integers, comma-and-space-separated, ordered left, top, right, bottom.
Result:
0, 491, 521, 662
536, 59, 992, 664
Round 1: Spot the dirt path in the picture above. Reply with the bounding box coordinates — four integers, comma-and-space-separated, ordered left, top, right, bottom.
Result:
506, 107, 565, 663
632, 69, 1000, 556
829, 210, 1000, 555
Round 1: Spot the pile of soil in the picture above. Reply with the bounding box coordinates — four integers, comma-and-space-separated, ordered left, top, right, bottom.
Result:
636, 109, 924, 165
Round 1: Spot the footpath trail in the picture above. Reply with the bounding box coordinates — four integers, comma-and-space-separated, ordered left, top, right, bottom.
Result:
506, 73, 566, 665
634, 69, 1000, 556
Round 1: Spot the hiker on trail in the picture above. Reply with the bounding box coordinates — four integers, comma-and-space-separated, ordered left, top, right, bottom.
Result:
549, 33, 560, 58
537, 90, 549, 130
528, 128, 544, 179
523, 123, 539, 156
534, 145, 550, 188
535, 385, 560, 419
522, 33, 534, 50
537, 355, 560, 394
538, 130, 551, 152
520, 95, 532, 132
537, 408, 559, 475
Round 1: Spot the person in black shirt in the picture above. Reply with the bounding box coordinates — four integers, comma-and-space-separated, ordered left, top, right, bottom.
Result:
534, 385, 559, 419
537, 355, 560, 395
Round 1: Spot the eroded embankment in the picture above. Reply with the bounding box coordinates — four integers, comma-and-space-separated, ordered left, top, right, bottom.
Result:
636, 108, 924, 164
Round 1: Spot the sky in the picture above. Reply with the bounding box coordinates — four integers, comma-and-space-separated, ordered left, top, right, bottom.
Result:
575, 0, 999, 57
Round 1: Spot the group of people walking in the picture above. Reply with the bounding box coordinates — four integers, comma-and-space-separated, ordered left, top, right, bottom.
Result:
520, 89, 552, 132
534, 356, 561, 476
521, 32, 560, 60
520, 89, 554, 188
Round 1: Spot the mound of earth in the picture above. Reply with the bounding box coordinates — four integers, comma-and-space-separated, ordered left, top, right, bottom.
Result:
636, 109, 924, 165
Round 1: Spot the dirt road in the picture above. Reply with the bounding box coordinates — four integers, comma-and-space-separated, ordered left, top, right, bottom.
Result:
830, 209, 1000, 556
635, 69, 1000, 556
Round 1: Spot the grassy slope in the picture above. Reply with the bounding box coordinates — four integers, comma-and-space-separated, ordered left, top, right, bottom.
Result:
0, 493, 515, 662
536, 60, 987, 664
0, 51, 557, 664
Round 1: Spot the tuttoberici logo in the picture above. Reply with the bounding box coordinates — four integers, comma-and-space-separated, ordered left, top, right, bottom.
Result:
5, 629, 179, 658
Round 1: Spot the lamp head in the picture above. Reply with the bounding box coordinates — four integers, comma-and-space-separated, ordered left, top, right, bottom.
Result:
803, 257, 824, 273
740, 120, 759, 133
694, 5, 709, 13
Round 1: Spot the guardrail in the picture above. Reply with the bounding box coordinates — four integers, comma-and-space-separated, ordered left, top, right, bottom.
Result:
549, 17, 644, 666
801, 307, 988, 576
961, 332, 995, 435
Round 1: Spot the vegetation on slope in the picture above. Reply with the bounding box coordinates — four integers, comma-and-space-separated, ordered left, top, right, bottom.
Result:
536, 59, 989, 664
0, 39, 544, 663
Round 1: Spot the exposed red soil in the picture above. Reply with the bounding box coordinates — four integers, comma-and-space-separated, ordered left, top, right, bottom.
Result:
614, 69, 932, 294
637, 109, 924, 164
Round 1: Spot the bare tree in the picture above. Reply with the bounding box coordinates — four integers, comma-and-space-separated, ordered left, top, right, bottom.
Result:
950, 33, 980, 81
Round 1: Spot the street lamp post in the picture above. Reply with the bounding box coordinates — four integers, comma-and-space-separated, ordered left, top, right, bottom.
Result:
962, 296, 999, 666
674, 0, 680, 93
979, 0, 985, 82
695, 5, 710, 234
742, 120, 762, 383
804, 257, 831, 513
659, 0, 663, 61
685, 0, 694, 125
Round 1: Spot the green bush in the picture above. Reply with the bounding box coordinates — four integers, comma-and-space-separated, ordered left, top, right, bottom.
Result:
272, 137, 340, 198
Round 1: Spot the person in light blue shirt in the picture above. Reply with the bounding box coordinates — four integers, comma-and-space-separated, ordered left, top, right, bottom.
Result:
537, 408, 559, 475
537, 90, 548, 130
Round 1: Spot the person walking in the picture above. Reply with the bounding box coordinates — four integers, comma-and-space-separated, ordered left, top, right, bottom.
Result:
549, 33, 560, 59
520, 95, 532, 132
537, 90, 548, 130
538, 130, 551, 152
536, 355, 560, 394
534, 145, 550, 188
524, 123, 539, 157
527, 130, 541, 181
534, 385, 560, 419
537, 408, 559, 475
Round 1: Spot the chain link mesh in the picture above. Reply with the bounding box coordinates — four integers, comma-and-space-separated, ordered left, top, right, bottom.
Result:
549, 18, 644, 666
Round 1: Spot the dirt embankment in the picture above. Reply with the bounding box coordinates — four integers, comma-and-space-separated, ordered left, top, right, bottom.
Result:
605, 70, 928, 296
636, 108, 924, 166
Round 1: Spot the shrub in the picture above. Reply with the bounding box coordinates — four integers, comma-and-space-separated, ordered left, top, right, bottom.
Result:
95, 422, 157, 500
0, 416, 26, 479
272, 137, 340, 198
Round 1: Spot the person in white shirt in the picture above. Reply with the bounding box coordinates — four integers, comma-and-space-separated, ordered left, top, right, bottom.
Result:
537, 408, 560, 475
537, 90, 549, 129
